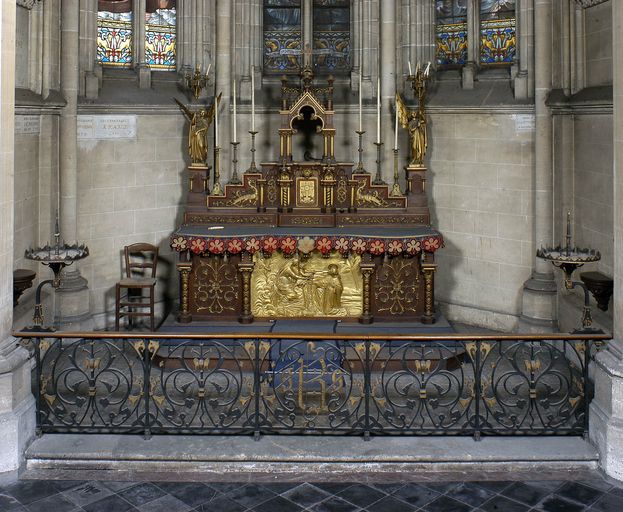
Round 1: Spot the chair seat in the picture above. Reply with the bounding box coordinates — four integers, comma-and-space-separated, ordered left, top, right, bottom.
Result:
118, 277, 157, 287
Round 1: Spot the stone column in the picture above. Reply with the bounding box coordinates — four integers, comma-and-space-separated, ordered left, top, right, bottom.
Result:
79, 0, 99, 99
519, 0, 556, 332
0, 0, 36, 473
379, 0, 397, 179
589, 0, 623, 481
360, 0, 377, 98
303, 0, 313, 56
462, 0, 479, 89
56, 0, 90, 328
515, 0, 534, 99
133, 0, 150, 88
216, 0, 232, 182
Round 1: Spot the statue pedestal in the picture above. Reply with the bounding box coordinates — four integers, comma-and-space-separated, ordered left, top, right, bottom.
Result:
405, 165, 427, 195
188, 164, 211, 204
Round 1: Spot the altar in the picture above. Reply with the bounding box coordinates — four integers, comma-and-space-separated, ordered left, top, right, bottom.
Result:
170, 67, 442, 325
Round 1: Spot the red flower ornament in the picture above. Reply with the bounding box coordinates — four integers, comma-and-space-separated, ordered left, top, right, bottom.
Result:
245, 238, 260, 254
263, 236, 279, 254
369, 240, 385, 255
335, 237, 350, 255
351, 239, 367, 254
316, 236, 332, 255
227, 239, 243, 254
208, 239, 224, 254
406, 239, 421, 255
281, 237, 297, 255
387, 240, 403, 255
423, 237, 441, 252
190, 238, 206, 254
171, 236, 188, 251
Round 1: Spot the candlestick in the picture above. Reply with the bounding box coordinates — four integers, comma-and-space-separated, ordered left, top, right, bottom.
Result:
251, 66, 256, 132
390, 148, 402, 197
566, 210, 572, 253
229, 141, 241, 184
355, 129, 368, 174
394, 97, 398, 150
215, 90, 219, 147
358, 71, 363, 132
212, 146, 223, 196
376, 77, 381, 143
247, 130, 259, 173
373, 141, 385, 185
233, 79, 237, 142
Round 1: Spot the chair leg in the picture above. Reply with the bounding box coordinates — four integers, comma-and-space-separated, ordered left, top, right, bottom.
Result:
115, 284, 121, 330
150, 286, 155, 331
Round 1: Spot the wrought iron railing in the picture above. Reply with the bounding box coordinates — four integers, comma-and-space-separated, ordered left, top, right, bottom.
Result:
14, 332, 610, 440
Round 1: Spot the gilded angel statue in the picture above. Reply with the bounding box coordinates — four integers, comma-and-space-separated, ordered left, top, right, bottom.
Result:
174, 93, 221, 166
396, 92, 427, 167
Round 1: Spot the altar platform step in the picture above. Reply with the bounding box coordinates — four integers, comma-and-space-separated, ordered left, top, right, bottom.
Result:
23, 434, 599, 482
157, 314, 455, 336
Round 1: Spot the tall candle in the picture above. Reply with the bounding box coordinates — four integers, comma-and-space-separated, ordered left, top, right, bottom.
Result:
358, 70, 362, 132
251, 66, 256, 131
394, 97, 398, 150
408, 60, 413, 76
377, 77, 381, 143
215, 91, 219, 147
233, 79, 237, 142
424, 62, 431, 77
206, 63, 211, 79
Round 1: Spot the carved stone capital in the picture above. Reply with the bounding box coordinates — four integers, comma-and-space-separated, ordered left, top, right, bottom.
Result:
17, 0, 40, 10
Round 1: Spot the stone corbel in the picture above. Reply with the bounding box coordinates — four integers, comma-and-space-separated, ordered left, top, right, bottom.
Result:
17, 0, 40, 9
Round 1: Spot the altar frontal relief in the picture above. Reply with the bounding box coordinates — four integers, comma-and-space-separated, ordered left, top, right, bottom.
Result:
252, 253, 363, 318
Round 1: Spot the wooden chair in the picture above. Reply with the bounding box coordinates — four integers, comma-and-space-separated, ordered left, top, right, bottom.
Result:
115, 243, 159, 331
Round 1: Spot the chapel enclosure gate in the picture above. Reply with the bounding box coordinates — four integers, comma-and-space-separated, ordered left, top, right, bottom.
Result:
14, 332, 610, 440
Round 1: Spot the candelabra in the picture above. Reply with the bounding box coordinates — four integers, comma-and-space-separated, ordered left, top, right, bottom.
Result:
373, 141, 385, 185
355, 130, 368, 174
185, 66, 210, 100
247, 130, 259, 173
229, 141, 241, 184
390, 148, 402, 197
212, 146, 223, 196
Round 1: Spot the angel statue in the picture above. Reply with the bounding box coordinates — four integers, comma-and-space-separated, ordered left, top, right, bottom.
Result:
396, 92, 428, 167
174, 94, 221, 166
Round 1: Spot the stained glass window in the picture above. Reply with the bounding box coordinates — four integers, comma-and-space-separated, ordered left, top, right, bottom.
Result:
264, 0, 302, 73
98, 1, 133, 67
480, 0, 516, 65
97, 0, 177, 71
313, 0, 350, 73
435, 0, 468, 67
146, 0, 176, 70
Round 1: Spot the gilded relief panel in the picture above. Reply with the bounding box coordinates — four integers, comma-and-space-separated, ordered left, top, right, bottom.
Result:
252, 252, 362, 318
193, 257, 239, 314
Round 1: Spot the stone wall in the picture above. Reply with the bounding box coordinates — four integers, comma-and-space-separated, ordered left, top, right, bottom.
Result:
585, 1, 613, 87
428, 110, 535, 331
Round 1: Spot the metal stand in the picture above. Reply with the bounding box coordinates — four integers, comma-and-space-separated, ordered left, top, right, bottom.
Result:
355, 130, 368, 174
212, 146, 223, 195
390, 148, 402, 197
247, 130, 259, 173
373, 141, 385, 185
229, 141, 241, 184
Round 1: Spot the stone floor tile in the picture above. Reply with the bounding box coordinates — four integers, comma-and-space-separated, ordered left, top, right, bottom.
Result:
313, 483, 354, 495
251, 495, 304, 512
25, 493, 81, 512
479, 495, 531, 512
204, 482, 244, 494
422, 495, 472, 512
392, 483, 440, 508
4, 480, 65, 505
336, 483, 386, 508
372, 482, 405, 493
472, 481, 514, 493
226, 483, 277, 509
555, 481, 603, 506
309, 496, 360, 512
193, 494, 247, 512
420, 482, 461, 494
589, 493, 623, 512
82, 494, 136, 512
282, 483, 330, 507
364, 495, 416, 512
62, 482, 114, 507
46, 481, 88, 492
155, 482, 218, 508
446, 482, 497, 508
117, 482, 167, 506
0, 493, 27, 512
581, 480, 613, 493
136, 494, 191, 512
608, 487, 623, 498
99, 481, 138, 492
533, 495, 585, 512
502, 482, 553, 507
261, 482, 301, 494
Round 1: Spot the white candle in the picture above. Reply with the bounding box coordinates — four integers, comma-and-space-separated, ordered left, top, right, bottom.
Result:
424, 62, 431, 77
377, 77, 381, 143
394, 97, 398, 150
206, 63, 211, 79
408, 61, 413, 76
233, 79, 237, 142
215, 92, 219, 147
251, 66, 255, 132
358, 70, 362, 132
416, 61, 421, 74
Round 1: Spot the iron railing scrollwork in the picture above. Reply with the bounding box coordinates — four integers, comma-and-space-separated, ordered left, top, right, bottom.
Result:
15, 332, 610, 439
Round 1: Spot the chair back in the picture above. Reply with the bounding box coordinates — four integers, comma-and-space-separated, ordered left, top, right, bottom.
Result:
124, 243, 159, 279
